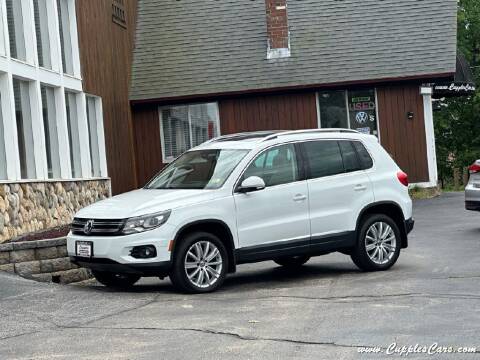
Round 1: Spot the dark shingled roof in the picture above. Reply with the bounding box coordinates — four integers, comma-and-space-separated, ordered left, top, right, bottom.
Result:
130, 0, 458, 101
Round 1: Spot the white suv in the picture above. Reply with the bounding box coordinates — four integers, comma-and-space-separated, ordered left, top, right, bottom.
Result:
68, 129, 414, 293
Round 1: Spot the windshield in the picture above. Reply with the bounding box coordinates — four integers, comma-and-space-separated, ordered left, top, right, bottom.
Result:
145, 149, 250, 190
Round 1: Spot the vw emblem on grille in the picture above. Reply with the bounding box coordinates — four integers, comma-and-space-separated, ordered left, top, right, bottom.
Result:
83, 220, 94, 235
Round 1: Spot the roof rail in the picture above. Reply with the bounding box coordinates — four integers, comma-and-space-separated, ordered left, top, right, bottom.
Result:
262, 128, 360, 141
207, 131, 284, 143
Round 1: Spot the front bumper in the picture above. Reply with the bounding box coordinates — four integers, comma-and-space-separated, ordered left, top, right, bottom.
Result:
70, 256, 171, 276
67, 223, 176, 268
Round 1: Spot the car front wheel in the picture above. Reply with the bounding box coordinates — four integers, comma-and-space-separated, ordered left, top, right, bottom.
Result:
169, 232, 228, 293
92, 270, 140, 288
351, 214, 401, 271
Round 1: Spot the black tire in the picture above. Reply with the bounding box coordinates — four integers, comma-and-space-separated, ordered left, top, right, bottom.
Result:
351, 213, 401, 271
274, 256, 310, 268
92, 270, 140, 288
169, 231, 228, 293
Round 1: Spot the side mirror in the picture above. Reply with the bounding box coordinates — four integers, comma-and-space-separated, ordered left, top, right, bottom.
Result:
238, 176, 266, 193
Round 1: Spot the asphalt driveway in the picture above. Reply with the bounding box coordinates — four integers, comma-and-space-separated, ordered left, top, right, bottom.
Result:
0, 192, 479, 359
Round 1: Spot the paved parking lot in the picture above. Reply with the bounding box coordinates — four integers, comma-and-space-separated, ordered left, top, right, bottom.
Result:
0, 192, 479, 359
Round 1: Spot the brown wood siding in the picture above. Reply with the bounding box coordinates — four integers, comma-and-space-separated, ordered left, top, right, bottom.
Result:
132, 93, 318, 185
132, 105, 162, 186
132, 87, 429, 185
377, 85, 429, 182
76, 0, 138, 194
219, 93, 318, 134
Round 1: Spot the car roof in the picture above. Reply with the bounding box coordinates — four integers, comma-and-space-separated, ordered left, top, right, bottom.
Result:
194, 129, 377, 151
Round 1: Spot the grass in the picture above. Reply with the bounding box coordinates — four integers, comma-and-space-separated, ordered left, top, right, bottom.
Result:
409, 186, 442, 200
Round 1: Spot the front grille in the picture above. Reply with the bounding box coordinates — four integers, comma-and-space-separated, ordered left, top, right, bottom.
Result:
71, 218, 125, 236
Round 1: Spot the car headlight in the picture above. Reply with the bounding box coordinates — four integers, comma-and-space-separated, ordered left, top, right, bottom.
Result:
122, 210, 171, 235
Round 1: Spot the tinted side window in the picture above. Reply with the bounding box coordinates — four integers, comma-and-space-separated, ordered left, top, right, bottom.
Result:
303, 140, 344, 179
243, 144, 299, 187
339, 141, 361, 172
352, 141, 374, 169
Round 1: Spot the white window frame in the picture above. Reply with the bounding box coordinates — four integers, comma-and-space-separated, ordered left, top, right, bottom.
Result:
5, 0, 27, 61
33, 0, 52, 69
40, 83, 60, 178
85, 94, 107, 177
159, 102, 221, 163
0, 0, 104, 182
12, 77, 37, 179
56, 0, 80, 77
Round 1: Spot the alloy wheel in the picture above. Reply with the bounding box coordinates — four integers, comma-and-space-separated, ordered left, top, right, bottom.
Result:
184, 240, 223, 288
365, 221, 397, 265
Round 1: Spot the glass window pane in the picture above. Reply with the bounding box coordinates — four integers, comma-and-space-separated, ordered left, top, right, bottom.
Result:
0, 2, 7, 56
318, 91, 348, 129
190, 103, 220, 147
160, 103, 220, 162
303, 140, 344, 179
57, 0, 73, 74
339, 140, 361, 173
6, 0, 26, 61
34, 0, 52, 69
13, 79, 35, 179
348, 89, 378, 136
352, 141, 374, 170
146, 149, 248, 190
41, 85, 60, 178
243, 144, 298, 187
86, 96, 101, 177
65, 92, 81, 177
161, 106, 190, 161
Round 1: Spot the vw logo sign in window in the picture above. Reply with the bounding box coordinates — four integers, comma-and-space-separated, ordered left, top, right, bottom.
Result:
355, 111, 368, 124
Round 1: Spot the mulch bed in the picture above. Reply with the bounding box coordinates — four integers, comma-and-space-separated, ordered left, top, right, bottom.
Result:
7, 225, 71, 243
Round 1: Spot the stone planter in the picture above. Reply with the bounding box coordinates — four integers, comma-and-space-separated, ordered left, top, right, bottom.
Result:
0, 237, 92, 284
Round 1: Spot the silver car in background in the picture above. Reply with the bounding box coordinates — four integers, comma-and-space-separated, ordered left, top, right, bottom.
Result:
466, 160, 480, 211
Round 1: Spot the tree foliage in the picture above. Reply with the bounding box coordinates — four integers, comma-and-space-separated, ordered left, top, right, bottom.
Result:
434, 0, 480, 184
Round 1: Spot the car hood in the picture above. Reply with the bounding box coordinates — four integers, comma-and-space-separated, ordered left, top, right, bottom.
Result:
75, 188, 222, 219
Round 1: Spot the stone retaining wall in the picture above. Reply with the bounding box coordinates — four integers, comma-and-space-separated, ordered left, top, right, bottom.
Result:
0, 237, 91, 284
0, 179, 110, 243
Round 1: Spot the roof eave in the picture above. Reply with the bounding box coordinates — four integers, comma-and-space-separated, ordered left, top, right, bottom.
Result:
130, 71, 455, 106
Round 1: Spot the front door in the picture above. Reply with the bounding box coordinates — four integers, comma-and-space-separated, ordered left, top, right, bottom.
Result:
234, 143, 310, 254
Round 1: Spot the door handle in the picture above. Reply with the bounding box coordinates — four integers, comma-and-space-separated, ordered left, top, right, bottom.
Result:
293, 194, 307, 202
354, 184, 367, 191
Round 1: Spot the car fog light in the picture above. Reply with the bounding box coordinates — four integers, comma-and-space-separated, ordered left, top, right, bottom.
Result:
130, 245, 157, 259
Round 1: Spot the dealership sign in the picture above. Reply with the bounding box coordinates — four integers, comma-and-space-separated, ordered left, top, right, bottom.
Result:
433, 82, 476, 96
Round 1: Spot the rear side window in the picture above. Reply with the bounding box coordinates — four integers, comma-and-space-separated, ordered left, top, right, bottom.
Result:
352, 141, 374, 170
339, 141, 362, 172
302, 140, 344, 178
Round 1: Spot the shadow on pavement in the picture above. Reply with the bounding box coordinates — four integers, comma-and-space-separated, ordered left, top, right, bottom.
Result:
83, 261, 370, 294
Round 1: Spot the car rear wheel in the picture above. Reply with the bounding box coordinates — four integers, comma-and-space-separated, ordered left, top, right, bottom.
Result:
351, 214, 401, 271
92, 270, 140, 288
274, 256, 310, 268
169, 232, 228, 293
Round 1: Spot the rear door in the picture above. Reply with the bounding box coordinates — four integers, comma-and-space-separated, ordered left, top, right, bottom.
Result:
300, 139, 374, 247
